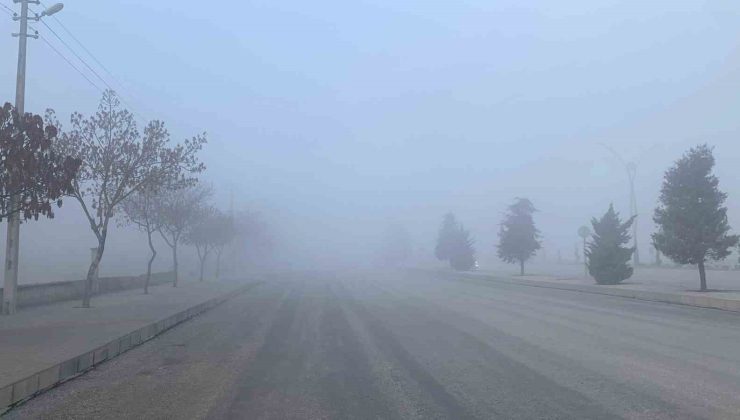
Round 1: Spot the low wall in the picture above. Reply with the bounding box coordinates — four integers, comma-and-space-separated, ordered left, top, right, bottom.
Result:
0, 282, 254, 413
0, 272, 173, 309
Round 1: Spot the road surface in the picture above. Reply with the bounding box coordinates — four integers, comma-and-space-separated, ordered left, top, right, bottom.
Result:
7, 270, 740, 419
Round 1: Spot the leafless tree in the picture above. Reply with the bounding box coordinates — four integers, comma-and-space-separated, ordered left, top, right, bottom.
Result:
56, 90, 205, 307
183, 206, 219, 282
156, 183, 212, 286
121, 187, 160, 294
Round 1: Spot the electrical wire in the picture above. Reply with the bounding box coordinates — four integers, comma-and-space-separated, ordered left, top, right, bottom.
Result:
5, 1, 152, 124
3, 1, 103, 94
37, 19, 114, 91
33, 19, 147, 122
30, 24, 105, 94
2, 1, 101, 93
0, 2, 13, 16
40, 1, 127, 91
35, 1, 150, 123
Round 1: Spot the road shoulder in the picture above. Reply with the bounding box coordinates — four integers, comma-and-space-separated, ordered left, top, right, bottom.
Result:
0, 279, 258, 414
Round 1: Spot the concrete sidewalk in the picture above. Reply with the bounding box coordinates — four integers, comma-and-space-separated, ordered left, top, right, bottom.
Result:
464, 268, 740, 313
0, 278, 256, 411
479, 262, 740, 293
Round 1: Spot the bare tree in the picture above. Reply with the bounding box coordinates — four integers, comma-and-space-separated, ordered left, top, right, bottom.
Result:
121, 187, 160, 294
56, 90, 205, 307
183, 206, 218, 282
156, 183, 212, 286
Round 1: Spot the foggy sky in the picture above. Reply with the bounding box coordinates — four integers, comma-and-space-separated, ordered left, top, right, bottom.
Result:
2, 0, 740, 280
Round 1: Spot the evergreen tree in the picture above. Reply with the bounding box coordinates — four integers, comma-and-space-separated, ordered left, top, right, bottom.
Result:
586, 204, 635, 285
653, 144, 739, 291
435, 212, 458, 261
497, 198, 541, 275
449, 225, 476, 271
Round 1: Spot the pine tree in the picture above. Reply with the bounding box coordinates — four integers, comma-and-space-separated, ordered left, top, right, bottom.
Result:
435, 212, 458, 261
449, 225, 476, 271
653, 144, 739, 291
497, 198, 541, 275
586, 204, 635, 285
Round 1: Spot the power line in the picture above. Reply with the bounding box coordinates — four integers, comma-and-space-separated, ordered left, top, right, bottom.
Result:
9, 1, 148, 123
37, 19, 114, 92
0, 2, 13, 16
39, 1, 126, 91
35, 1, 150, 123
29, 24, 105, 93
6, 1, 151, 125
1, 1, 100, 92
29, 18, 147, 122
35, 24, 146, 124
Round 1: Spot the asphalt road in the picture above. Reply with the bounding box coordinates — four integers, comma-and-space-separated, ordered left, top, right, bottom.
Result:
7, 270, 740, 419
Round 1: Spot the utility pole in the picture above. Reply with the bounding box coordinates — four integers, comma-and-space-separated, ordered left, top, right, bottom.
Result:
626, 161, 639, 266
599, 143, 640, 268
2, 1, 64, 315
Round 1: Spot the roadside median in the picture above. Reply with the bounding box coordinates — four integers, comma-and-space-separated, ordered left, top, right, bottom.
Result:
0, 279, 259, 414
457, 271, 740, 313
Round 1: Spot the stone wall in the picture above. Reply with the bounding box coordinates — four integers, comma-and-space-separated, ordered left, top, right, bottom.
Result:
0, 272, 173, 308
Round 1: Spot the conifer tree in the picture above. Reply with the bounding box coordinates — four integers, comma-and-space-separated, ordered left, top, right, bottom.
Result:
450, 225, 476, 271
586, 204, 635, 285
497, 198, 541, 275
435, 212, 458, 261
653, 144, 738, 291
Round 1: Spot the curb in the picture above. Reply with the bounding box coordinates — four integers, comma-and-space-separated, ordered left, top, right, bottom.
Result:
0, 282, 256, 414
457, 272, 740, 313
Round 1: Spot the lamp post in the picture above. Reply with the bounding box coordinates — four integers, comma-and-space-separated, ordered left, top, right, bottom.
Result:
2, 1, 64, 315
599, 144, 640, 268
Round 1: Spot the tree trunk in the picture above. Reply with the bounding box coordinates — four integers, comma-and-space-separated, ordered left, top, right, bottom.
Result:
82, 241, 105, 308
519, 259, 524, 276
698, 260, 707, 291
215, 249, 222, 279
199, 256, 205, 282
172, 242, 179, 287
583, 237, 588, 278
145, 229, 157, 294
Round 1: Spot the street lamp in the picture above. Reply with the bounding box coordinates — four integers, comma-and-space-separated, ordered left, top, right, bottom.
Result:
40, 3, 64, 17
2, 1, 64, 315
599, 143, 640, 268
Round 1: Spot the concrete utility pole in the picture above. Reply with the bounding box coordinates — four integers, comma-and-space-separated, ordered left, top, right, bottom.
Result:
625, 161, 639, 267
599, 144, 640, 268
2, 1, 64, 315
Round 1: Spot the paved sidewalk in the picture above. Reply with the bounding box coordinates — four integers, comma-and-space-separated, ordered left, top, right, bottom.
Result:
0, 279, 252, 389
480, 261, 740, 293
463, 265, 740, 312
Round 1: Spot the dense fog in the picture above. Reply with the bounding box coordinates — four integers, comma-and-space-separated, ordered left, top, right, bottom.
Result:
2, 0, 740, 282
